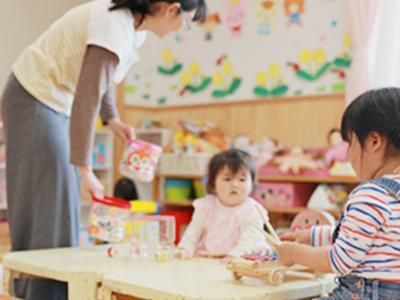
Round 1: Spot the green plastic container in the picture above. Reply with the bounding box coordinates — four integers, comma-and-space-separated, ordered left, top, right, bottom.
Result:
165, 179, 192, 201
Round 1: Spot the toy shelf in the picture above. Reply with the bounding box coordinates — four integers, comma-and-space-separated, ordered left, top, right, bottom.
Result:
156, 174, 359, 184
258, 175, 359, 184
156, 173, 206, 179
163, 200, 194, 207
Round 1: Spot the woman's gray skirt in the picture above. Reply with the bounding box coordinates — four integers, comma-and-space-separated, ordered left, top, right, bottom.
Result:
1, 73, 81, 300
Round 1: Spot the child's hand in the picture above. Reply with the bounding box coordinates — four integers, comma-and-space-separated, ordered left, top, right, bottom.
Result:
280, 229, 311, 245
175, 248, 193, 260
275, 242, 296, 267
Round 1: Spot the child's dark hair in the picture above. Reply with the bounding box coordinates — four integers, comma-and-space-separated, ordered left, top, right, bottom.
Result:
109, 0, 207, 26
113, 177, 139, 200
341, 87, 400, 154
206, 149, 257, 194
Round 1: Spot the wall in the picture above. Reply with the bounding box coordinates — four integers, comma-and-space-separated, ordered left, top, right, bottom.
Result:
124, 0, 349, 107
116, 89, 345, 179
120, 92, 345, 147
0, 0, 86, 92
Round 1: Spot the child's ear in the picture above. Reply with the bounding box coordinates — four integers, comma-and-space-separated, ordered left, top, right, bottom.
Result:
368, 131, 385, 152
166, 2, 181, 16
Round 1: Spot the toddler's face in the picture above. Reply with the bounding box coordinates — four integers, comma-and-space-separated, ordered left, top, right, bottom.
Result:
214, 166, 253, 207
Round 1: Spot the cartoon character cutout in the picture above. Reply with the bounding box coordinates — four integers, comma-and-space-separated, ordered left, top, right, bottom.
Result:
212, 56, 242, 98
257, 0, 277, 36
254, 64, 288, 97
158, 49, 183, 76
261, 188, 274, 207
200, 13, 221, 41
284, 0, 305, 26
179, 63, 212, 96
225, 0, 245, 37
127, 145, 158, 179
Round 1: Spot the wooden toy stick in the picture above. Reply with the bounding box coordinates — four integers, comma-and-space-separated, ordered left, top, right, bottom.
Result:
285, 270, 316, 280
247, 220, 281, 247
255, 205, 281, 244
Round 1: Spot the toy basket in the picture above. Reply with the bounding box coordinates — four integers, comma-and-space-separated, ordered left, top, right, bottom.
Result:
88, 196, 131, 243
158, 153, 211, 175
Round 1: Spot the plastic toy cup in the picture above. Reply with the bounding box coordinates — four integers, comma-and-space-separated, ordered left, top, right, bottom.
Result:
119, 139, 162, 182
88, 195, 131, 243
130, 215, 176, 261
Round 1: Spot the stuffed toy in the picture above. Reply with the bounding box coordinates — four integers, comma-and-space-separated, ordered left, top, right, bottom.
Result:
325, 128, 349, 167
290, 209, 336, 232
232, 135, 280, 167
273, 147, 323, 174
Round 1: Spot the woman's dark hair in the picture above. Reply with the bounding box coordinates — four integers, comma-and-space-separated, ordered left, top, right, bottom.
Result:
341, 87, 400, 153
110, 0, 207, 26
206, 149, 257, 194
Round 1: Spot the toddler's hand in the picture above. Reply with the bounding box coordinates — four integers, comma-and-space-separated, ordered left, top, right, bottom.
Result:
275, 242, 296, 267
280, 229, 311, 245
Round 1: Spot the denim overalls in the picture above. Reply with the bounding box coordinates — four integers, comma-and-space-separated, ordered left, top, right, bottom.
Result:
320, 177, 400, 300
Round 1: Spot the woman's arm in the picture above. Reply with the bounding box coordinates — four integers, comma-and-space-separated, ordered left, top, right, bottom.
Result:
70, 45, 118, 167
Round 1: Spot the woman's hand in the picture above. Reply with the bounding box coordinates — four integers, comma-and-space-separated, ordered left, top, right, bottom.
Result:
79, 166, 104, 199
280, 229, 312, 245
109, 118, 135, 144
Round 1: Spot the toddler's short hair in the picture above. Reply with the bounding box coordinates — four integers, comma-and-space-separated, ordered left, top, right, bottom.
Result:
206, 149, 257, 194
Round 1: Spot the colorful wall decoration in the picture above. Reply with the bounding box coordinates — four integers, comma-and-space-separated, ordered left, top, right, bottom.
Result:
124, 0, 350, 107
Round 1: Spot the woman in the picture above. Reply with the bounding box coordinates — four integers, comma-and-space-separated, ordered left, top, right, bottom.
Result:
1, 0, 206, 299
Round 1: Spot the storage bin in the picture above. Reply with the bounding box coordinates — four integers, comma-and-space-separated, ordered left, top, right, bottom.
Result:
165, 179, 192, 201
158, 153, 211, 175
254, 182, 316, 208
88, 196, 131, 243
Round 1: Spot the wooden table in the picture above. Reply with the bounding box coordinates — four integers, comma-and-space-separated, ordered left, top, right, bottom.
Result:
99, 258, 335, 300
2, 244, 127, 300
3, 245, 335, 300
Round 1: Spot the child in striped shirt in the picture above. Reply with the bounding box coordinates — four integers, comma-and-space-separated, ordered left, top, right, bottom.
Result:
276, 88, 400, 299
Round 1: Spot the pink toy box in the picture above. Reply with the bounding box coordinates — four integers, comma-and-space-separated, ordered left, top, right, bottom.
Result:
120, 139, 162, 182
254, 182, 316, 209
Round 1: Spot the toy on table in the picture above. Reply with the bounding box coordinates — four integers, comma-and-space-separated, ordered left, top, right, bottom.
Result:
120, 139, 162, 182
88, 196, 131, 243
130, 215, 176, 262
227, 207, 315, 285
107, 246, 119, 258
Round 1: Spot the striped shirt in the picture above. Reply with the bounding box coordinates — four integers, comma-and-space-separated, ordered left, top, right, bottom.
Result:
311, 175, 400, 282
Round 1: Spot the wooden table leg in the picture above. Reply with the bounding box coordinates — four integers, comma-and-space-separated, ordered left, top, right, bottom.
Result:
2, 268, 12, 296
97, 286, 112, 300
68, 274, 99, 300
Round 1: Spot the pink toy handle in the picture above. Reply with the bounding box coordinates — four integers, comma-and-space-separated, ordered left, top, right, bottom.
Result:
126, 139, 163, 153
